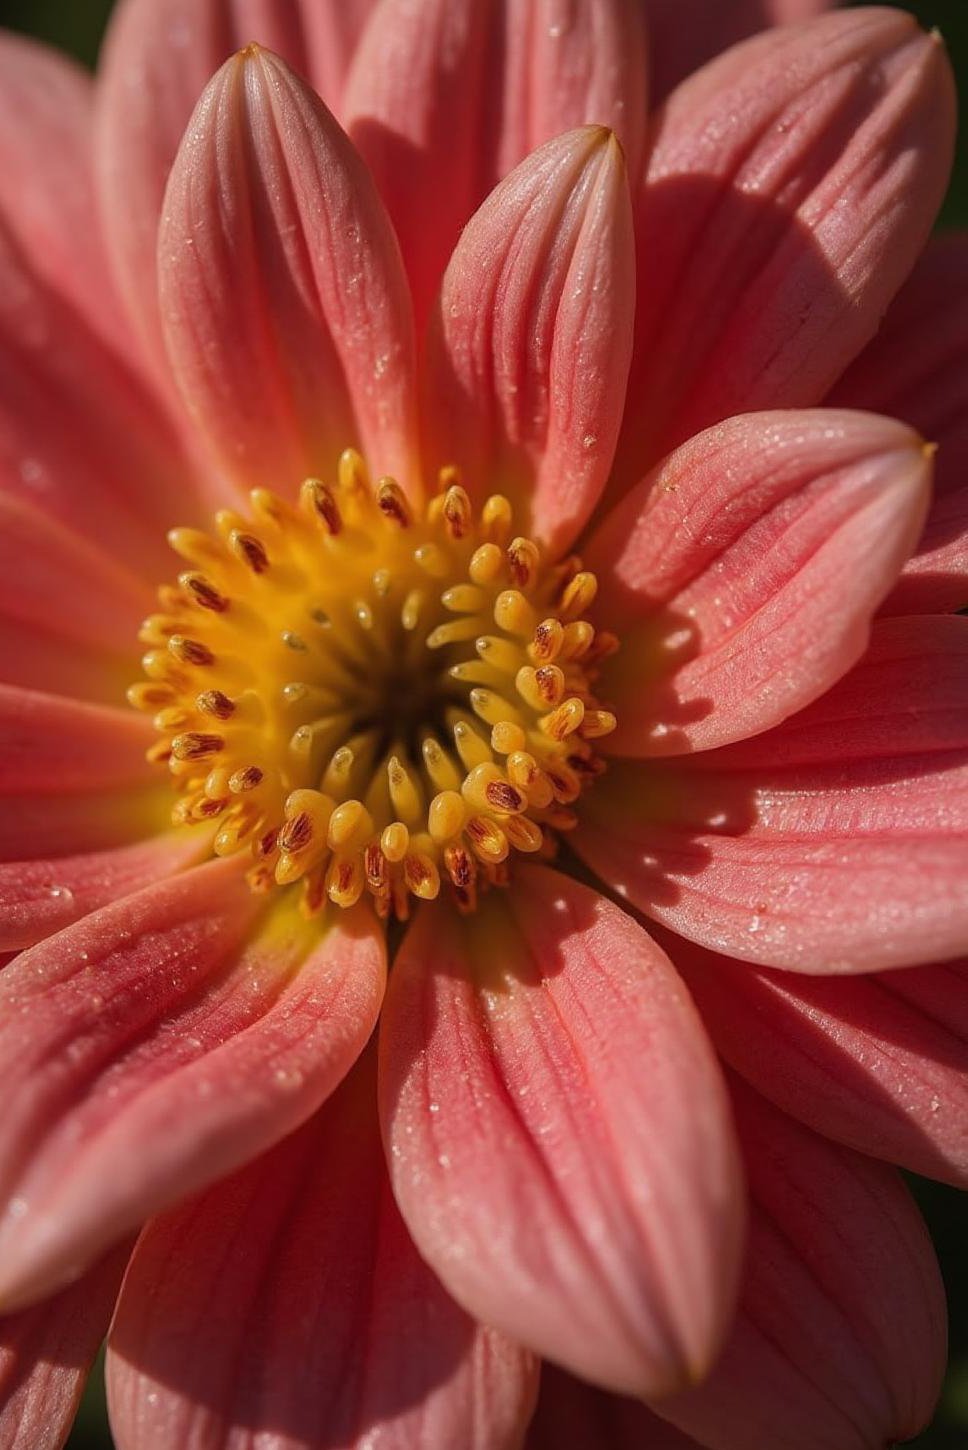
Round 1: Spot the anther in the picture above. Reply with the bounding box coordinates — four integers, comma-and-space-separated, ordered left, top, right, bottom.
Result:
442, 485, 472, 539
581, 709, 618, 739
541, 697, 585, 740
376, 478, 412, 527
171, 732, 224, 761
229, 765, 264, 792
229, 530, 269, 573
529, 619, 564, 663
301, 478, 342, 534
279, 811, 313, 853
506, 537, 540, 589
169, 636, 215, 668
179, 572, 229, 612
196, 688, 235, 719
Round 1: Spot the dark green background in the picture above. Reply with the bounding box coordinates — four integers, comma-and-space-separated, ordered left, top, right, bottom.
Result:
0, 0, 964, 1446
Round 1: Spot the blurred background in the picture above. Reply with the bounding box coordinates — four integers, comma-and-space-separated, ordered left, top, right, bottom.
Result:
0, 0, 964, 1446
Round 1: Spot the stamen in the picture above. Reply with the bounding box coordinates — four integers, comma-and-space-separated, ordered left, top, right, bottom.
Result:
134, 458, 617, 920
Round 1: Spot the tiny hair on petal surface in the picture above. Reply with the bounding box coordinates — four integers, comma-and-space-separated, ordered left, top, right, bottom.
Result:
0, 2, 965, 1449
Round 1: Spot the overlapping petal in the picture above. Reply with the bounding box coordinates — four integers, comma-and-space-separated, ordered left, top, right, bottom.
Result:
0, 220, 202, 572
612, 8, 955, 493
159, 45, 419, 502
425, 126, 634, 553
344, 0, 646, 329
0, 32, 133, 365
830, 231, 968, 613
643, 0, 835, 104
0, 833, 204, 953
527, 1364, 702, 1449
656, 1081, 946, 1450
674, 941, 968, 1187
107, 1051, 536, 1450
380, 866, 744, 1398
579, 614, 968, 972
95, 0, 375, 373
0, 685, 162, 861
587, 411, 930, 755
0, 1243, 129, 1450
0, 861, 385, 1311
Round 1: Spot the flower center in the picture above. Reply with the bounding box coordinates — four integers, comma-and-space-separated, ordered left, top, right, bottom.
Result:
130, 452, 617, 920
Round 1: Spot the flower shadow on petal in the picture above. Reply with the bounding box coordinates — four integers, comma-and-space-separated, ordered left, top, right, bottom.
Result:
669, 938, 968, 1186
105, 1052, 532, 1449
596, 606, 714, 755
613, 172, 877, 495
575, 757, 758, 925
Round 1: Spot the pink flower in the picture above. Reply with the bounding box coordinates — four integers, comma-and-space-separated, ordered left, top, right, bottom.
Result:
0, 3, 965, 1449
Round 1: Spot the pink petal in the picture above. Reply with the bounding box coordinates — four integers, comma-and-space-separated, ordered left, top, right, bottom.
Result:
0, 859, 385, 1310
0, 492, 151, 659
612, 9, 955, 493
0, 832, 205, 953
0, 33, 134, 366
0, 684, 164, 861
379, 866, 744, 1398
882, 487, 968, 615
424, 127, 634, 554
588, 410, 930, 755
644, 0, 835, 104
107, 1050, 536, 1450
576, 615, 968, 972
95, 0, 374, 378
344, 0, 646, 330
656, 1080, 946, 1450
829, 231, 968, 614
158, 45, 419, 501
673, 939, 968, 1187
0, 685, 151, 796
0, 1242, 129, 1450
0, 219, 201, 573
527, 1363, 702, 1450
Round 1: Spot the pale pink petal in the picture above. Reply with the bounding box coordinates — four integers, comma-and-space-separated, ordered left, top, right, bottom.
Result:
159, 45, 419, 501
95, 0, 374, 376
644, 0, 835, 104
0, 32, 134, 365
424, 127, 634, 553
576, 616, 968, 972
380, 866, 744, 1398
612, 9, 955, 494
829, 231, 968, 613
0, 859, 385, 1310
673, 939, 968, 1188
107, 1051, 536, 1450
527, 1364, 702, 1450
656, 1081, 946, 1450
0, 219, 202, 572
588, 411, 929, 755
0, 1242, 129, 1450
0, 832, 205, 953
345, 0, 646, 330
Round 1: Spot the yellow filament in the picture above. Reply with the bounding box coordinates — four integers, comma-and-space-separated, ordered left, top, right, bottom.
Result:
131, 451, 617, 920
